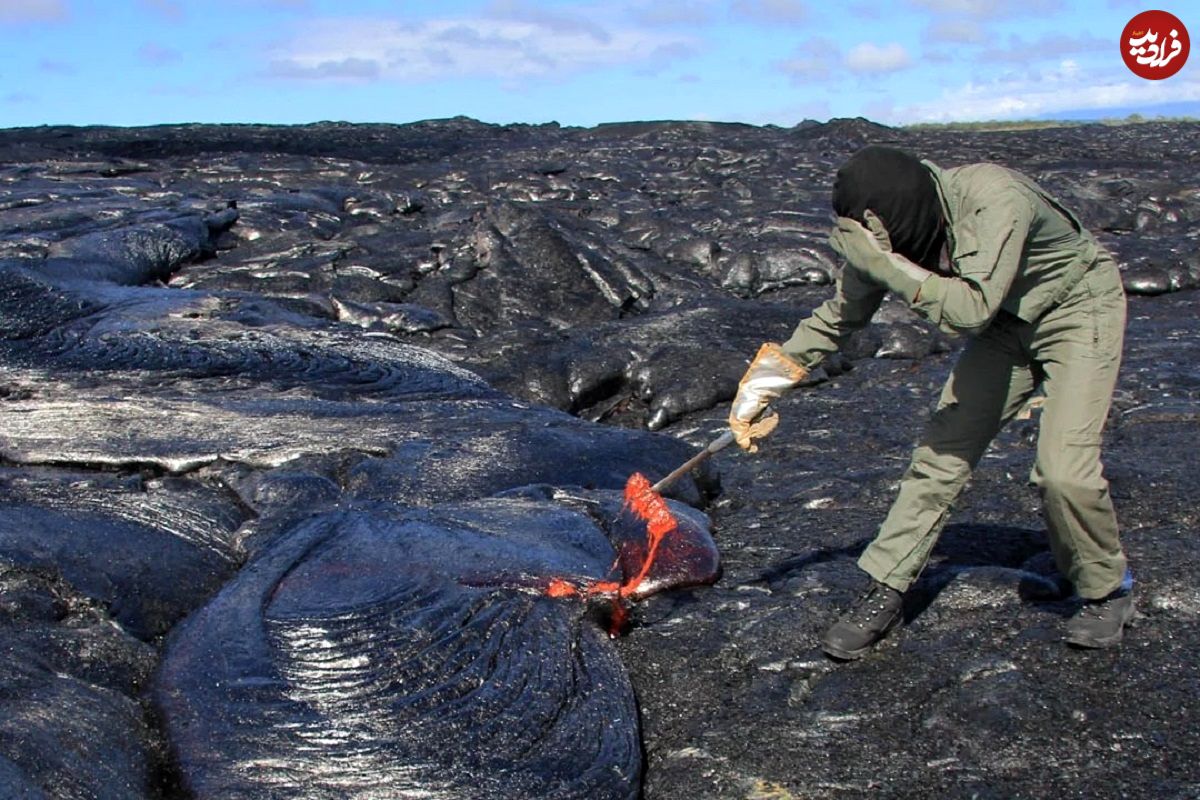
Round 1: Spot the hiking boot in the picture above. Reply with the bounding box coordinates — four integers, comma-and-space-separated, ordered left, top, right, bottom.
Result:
821, 581, 905, 660
1065, 590, 1136, 649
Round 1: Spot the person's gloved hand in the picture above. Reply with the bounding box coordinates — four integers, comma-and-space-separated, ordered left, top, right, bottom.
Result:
829, 211, 932, 303
729, 343, 808, 452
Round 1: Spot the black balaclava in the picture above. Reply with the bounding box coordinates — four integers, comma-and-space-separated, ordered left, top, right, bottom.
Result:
831, 145, 946, 272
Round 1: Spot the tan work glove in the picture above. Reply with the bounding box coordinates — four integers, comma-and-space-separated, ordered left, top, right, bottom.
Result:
829, 211, 933, 303
729, 343, 808, 452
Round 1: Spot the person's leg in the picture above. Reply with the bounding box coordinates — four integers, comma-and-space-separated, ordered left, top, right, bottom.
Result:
824, 314, 1037, 660
857, 313, 1038, 592
1028, 260, 1130, 644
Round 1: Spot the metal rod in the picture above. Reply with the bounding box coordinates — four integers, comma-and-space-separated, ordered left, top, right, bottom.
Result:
647, 404, 774, 495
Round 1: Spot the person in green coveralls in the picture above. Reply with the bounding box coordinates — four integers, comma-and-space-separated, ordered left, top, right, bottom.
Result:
729, 145, 1134, 659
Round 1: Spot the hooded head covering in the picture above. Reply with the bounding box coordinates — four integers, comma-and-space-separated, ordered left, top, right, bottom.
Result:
832, 145, 946, 272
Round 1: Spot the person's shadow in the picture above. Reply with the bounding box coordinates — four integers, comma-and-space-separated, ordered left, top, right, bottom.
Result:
750, 523, 1076, 625
754, 538, 875, 587
904, 522, 1076, 622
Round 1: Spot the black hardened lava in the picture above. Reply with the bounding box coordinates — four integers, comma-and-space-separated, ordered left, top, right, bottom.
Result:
0, 118, 1197, 799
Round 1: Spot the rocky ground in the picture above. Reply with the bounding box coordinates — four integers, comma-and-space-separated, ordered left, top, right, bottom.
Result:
0, 117, 1197, 799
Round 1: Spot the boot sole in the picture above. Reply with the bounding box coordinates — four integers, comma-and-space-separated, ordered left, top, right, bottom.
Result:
821, 615, 902, 661
821, 641, 873, 661
1065, 604, 1139, 649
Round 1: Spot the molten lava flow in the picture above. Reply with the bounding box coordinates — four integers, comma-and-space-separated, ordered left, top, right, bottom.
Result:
539, 472, 681, 636
617, 472, 679, 598
545, 578, 579, 598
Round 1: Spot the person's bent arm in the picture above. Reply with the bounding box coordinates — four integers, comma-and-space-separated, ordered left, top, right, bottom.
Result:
830, 189, 1034, 337
782, 264, 887, 367
729, 263, 886, 452
912, 188, 1033, 335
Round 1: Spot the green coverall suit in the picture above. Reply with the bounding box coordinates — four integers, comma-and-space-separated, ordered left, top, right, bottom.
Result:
782, 161, 1128, 600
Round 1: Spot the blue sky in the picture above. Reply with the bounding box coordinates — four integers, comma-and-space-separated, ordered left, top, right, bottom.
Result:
2, 0, 1197, 128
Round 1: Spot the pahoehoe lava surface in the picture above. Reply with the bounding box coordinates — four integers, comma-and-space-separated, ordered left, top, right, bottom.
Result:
156, 493, 717, 799
0, 117, 1198, 798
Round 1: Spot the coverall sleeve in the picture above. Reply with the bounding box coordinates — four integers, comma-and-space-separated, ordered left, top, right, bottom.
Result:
911, 187, 1034, 336
781, 265, 886, 368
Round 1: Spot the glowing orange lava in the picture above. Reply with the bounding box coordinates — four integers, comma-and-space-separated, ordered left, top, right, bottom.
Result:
539, 472, 682, 636
545, 578, 579, 598
617, 472, 679, 598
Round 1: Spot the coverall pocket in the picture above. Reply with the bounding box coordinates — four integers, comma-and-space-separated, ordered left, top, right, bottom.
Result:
1079, 268, 1126, 360
949, 219, 982, 277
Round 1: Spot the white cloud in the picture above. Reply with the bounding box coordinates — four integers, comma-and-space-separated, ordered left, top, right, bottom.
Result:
624, 0, 720, 27
265, 14, 701, 83
632, 40, 702, 76
924, 19, 985, 44
486, 0, 612, 40
893, 65, 1200, 122
774, 36, 838, 81
139, 0, 185, 21
909, 0, 1065, 17
846, 42, 913, 74
912, 0, 986, 13
776, 39, 917, 80
0, 0, 66, 23
730, 0, 809, 25
221, 0, 312, 8
979, 32, 1109, 63
270, 57, 380, 80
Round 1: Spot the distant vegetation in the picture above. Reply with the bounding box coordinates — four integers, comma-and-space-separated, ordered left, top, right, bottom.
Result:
902, 113, 1198, 132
